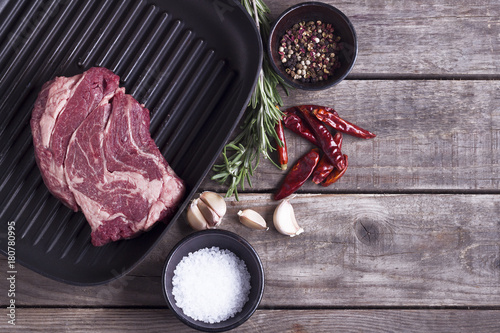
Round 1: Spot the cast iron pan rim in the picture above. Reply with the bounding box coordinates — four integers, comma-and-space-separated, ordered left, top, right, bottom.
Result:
0, 0, 263, 286
93, 0, 264, 287
129, 0, 264, 289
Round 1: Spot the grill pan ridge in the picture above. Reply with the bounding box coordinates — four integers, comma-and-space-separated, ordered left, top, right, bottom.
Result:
0, 0, 262, 285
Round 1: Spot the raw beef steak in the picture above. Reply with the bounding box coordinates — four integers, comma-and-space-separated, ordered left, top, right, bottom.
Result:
31, 68, 185, 246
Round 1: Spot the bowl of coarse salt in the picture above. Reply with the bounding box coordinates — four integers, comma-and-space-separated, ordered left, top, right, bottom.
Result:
162, 229, 265, 332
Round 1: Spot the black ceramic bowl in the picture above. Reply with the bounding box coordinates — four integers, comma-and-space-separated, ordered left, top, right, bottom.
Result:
162, 230, 265, 332
268, 2, 357, 90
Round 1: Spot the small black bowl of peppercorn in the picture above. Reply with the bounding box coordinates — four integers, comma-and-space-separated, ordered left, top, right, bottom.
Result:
268, 2, 357, 90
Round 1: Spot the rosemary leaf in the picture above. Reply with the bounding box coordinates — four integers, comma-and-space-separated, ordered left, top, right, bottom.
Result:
211, 0, 290, 199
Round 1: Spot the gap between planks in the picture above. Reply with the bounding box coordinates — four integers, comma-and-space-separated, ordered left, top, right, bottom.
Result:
346, 74, 500, 80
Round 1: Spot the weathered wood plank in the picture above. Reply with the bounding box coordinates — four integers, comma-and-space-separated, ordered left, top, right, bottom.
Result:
1, 1, 499, 332
267, 0, 500, 75
3, 194, 499, 307
2, 308, 500, 333
205, 80, 500, 193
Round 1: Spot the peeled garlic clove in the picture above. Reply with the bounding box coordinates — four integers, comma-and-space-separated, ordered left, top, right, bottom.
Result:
197, 198, 221, 227
200, 191, 227, 218
273, 199, 304, 237
186, 199, 208, 231
238, 209, 269, 230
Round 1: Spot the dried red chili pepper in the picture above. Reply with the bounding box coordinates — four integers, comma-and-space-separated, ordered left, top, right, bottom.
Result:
297, 105, 346, 171
333, 131, 343, 148
311, 155, 334, 184
311, 132, 343, 184
300, 104, 339, 116
322, 154, 348, 186
275, 119, 288, 170
274, 148, 320, 200
312, 107, 376, 139
282, 107, 318, 146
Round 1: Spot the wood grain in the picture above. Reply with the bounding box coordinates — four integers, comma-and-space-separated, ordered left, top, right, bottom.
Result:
205, 80, 500, 193
267, 0, 500, 76
2, 308, 500, 333
3, 194, 499, 307
1, 1, 500, 332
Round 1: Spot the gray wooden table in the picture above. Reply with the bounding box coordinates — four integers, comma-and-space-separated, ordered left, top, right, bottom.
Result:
2, 0, 500, 332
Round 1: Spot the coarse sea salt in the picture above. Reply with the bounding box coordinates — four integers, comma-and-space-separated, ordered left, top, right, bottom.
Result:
172, 246, 251, 324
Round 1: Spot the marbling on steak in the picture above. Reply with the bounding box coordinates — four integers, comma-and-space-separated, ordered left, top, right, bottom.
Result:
31, 68, 185, 246
30, 67, 120, 211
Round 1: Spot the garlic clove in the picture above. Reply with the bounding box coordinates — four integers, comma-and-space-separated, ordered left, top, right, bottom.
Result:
273, 199, 304, 237
237, 209, 269, 230
197, 198, 221, 228
186, 199, 208, 231
185, 191, 227, 230
199, 191, 227, 218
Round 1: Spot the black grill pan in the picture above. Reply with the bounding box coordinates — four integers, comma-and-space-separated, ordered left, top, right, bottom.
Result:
0, 0, 262, 285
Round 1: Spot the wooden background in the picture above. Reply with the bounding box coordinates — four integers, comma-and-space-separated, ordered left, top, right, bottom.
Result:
2, 0, 500, 332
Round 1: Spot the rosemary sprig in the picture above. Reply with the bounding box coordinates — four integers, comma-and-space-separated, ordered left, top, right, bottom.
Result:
211, 0, 290, 199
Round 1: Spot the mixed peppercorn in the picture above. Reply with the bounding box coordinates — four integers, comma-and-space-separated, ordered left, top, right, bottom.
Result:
274, 105, 376, 200
279, 20, 342, 83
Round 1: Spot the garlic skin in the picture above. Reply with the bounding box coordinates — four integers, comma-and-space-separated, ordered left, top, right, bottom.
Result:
185, 192, 227, 230
186, 199, 209, 231
238, 209, 269, 230
273, 199, 304, 237
197, 198, 221, 227
199, 191, 227, 218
